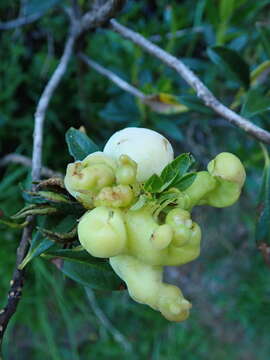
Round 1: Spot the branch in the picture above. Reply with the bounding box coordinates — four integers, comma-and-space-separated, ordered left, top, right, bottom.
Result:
0, 154, 62, 178
79, 53, 188, 114
0, 26, 76, 349
110, 19, 270, 145
32, 29, 76, 182
0, 12, 44, 30
78, 53, 145, 99
81, 0, 125, 32
0, 2, 126, 348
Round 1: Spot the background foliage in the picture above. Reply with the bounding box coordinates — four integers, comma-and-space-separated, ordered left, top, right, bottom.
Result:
1, 0, 270, 358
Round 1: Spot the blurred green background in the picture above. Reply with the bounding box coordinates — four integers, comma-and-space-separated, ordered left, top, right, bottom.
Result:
1, 0, 270, 359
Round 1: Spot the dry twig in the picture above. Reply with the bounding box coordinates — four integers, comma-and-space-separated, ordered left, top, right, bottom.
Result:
0, 0, 126, 348
110, 19, 270, 144
0, 153, 62, 178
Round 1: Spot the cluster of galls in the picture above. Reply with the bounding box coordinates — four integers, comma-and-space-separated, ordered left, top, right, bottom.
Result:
64, 128, 246, 322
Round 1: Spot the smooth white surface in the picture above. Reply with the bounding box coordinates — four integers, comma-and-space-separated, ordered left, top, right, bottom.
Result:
104, 127, 174, 182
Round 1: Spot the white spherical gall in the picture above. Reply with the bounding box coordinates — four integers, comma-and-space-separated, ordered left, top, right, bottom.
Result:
78, 207, 127, 258
103, 127, 174, 182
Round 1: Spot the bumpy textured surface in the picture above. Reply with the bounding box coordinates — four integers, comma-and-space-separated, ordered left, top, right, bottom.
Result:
64, 129, 246, 322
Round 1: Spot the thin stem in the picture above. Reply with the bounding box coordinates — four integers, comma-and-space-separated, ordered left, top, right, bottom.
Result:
110, 19, 270, 145
79, 53, 145, 99
0, 154, 62, 178
32, 30, 76, 183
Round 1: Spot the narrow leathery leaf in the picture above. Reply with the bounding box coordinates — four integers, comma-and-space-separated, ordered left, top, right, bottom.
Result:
130, 195, 148, 211
22, 190, 85, 215
231, 61, 270, 109
257, 23, 270, 59
24, 0, 62, 16
65, 127, 100, 161
255, 145, 270, 247
143, 93, 189, 114
207, 46, 250, 89
18, 231, 54, 270
52, 201, 85, 215
241, 88, 270, 118
12, 204, 58, 219
0, 216, 29, 229
158, 153, 195, 192
173, 172, 197, 191
24, 190, 70, 203
43, 250, 123, 291
178, 95, 215, 115
219, 0, 235, 22
161, 153, 195, 183
37, 226, 77, 244
37, 177, 65, 189
18, 215, 78, 269
144, 174, 163, 193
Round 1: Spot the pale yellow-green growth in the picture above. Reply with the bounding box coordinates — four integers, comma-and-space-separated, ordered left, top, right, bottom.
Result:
78, 207, 126, 258
64, 152, 116, 208
65, 127, 246, 323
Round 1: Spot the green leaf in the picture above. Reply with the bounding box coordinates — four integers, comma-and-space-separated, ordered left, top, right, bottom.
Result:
65, 127, 99, 161
144, 174, 163, 193
0, 215, 28, 229
144, 154, 195, 194
24, 0, 62, 16
219, 0, 235, 22
19, 231, 54, 269
255, 145, 270, 247
18, 215, 78, 269
172, 172, 197, 191
241, 88, 270, 118
161, 153, 195, 184
159, 153, 195, 191
257, 23, 270, 59
178, 95, 214, 115
43, 249, 123, 291
130, 195, 148, 211
207, 46, 250, 89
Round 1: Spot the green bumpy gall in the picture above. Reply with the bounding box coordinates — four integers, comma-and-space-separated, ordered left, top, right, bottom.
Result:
65, 128, 246, 322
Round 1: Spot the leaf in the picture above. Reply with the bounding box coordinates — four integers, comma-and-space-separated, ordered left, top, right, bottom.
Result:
24, 0, 62, 16
219, 0, 235, 22
143, 93, 189, 114
178, 95, 214, 115
144, 154, 195, 194
144, 174, 163, 193
12, 204, 58, 219
130, 195, 148, 211
19, 215, 79, 269
65, 127, 99, 161
23, 190, 70, 204
19, 231, 54, 270
37, 225, 77, 244
0, 215, 28, 229
43, 249, 123, 291
161, 153, 195, 183
241, 88, 270, 118
99, 94, 140, 126
172, 172, 197, 191
255, 145, 270, 248
207, 46, 250, 89
159, 153, 195, 191
257, 23, 270, 59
